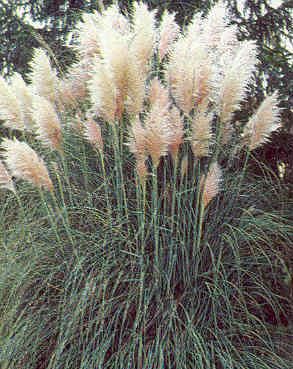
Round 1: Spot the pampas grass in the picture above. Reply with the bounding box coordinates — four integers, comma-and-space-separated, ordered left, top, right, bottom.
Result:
0, 2, 290, 369
88, 59, 117, 123
200, 162, 222, 209
191, 111, 213, 158
168, 36, 212, 114
84, 118, 104, 152
10, 73, 34, 130
243, 92, 281, 150
218, 40, 258, 124
0, 76, 24, 130
32, 95, 63, 152
130, 2, 156, 73
143, 100, 170, 167
167, 106, 184, 162
29, 48, 59, 103
1, 138, 53, 191
158, 10, 180, 61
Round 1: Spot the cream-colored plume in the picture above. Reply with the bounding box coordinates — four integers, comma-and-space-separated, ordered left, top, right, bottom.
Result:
0, 76, 24, 130
128, 119, 147, 158
201, 1, 228, 48
99, 33, 135, 118
191, 112, 213, 158
185, 13, 203, 43
217, 25, 239, 62
1, 138, 53, 191
242, 92, 281, 150
93, 21, 146, 119
144, 102, 170, 167
200, 162, 222, 209
0, 160, 15, 192
32, 96, 62, 152
76, 5, 130, 62
10, 73, 34, 130
84, 118, 104, 152
168, 106, 184, 161
168, 36, 212, 114
148, 77, 169, 108
158, 10, 180, 61
76, 12, 101, 60
29, 48, 59, 103
130, 2, 156, 73
218, 40, 257, 124
142, 77, 172, 166
128, 118, 148, 180
123, 51, 146, 116
88, 59, 117, 123
58, 62, 91, 108
101, 4, 130, 36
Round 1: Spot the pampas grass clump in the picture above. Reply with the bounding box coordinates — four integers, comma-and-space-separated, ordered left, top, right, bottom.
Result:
0, 2, 291, 369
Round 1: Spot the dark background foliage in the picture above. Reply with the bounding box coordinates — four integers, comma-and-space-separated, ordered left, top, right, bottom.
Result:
0, 0, 292, 181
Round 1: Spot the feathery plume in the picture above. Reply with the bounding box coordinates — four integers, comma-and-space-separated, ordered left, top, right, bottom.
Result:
191, 112, 212, 158
128, 119, 147, 158
200, 162, 222, 209
148, 77, 169, 108
29, 48, 59, 103
99, 33, 131, 118
217, 25, 239, 61
144, 102, 170, 167
32, 96, 63, 152
88, 59, 117, 123
77, 5, 130, 62
168, 106, 184, 161
58, 62, 91, 108
185, 13, 203, 42
76, 12, 101, 60
1, 138, 53, 191
158, 10, 180, 61
124, 50, 146, 116
98, 28, 146, 118
10, 73, 34, 130
201, 1, 228, 48
144, 77, 176, 166
168, 36, 212, 114
218, 40, 258, 124
242, 92, 281, 150
0, 160, 15, 192
101, 4, 130, 36
0, 76, 24, 130
128, 118, 148, 180
84, 118, 104, 152
130, 2, 156, 73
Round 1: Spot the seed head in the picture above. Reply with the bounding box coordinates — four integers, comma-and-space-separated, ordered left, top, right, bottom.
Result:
1, 138, 53, 191
0, 76, 24, 130
242, 92, 281, 150
200, 162, 222, 209
32, 96, 63, 152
